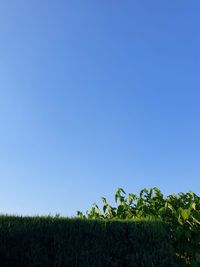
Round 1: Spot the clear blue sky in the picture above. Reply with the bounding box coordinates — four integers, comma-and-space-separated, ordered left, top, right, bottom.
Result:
0, 1, 200, 217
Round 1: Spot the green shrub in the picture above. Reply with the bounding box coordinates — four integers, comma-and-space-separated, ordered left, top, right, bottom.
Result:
77, 187, 200, 266
0, 215, 175, 267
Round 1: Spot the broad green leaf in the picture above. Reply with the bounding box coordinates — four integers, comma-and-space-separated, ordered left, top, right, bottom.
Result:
180, 208, 191, 220
191, 202, 196, 210
165, 202, 175, 212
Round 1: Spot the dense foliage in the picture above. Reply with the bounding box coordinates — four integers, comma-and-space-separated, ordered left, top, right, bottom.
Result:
77, 188, 200, 267
0, 215, 175, 267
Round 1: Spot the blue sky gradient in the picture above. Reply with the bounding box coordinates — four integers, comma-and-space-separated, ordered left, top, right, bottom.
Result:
0, 1, 200, 216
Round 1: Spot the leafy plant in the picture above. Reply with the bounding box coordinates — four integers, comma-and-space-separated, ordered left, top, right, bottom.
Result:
77, 187, 200, 266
